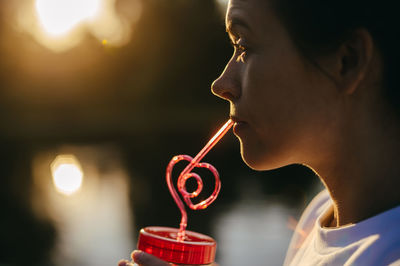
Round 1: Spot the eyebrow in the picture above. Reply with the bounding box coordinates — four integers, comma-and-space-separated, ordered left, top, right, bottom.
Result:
226, 17, 251, 35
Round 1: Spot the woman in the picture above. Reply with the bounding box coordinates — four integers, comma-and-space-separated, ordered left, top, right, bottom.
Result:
120, 0, 400, 264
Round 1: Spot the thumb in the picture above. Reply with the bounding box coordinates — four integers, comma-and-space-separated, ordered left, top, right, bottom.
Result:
131, 250, 170, 266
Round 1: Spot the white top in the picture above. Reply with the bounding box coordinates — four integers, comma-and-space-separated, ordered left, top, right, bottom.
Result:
284, 190, 400, 266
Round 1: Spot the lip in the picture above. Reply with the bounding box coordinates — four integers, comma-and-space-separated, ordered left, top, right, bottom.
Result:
230, 115, 248, 135
229, 115, 245, 123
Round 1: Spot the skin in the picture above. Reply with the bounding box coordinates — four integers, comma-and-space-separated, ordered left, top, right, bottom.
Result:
213, 0, 400, 227
120, 0, 400, 264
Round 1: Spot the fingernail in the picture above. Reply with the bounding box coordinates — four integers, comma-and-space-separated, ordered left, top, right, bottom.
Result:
131, 250, 144, 264
118, 259, 131, 266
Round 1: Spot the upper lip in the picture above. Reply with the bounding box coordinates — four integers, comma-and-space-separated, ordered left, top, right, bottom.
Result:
230, 115, 246, 124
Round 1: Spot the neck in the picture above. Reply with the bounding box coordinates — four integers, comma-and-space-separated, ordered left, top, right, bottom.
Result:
310, 105, 400, 227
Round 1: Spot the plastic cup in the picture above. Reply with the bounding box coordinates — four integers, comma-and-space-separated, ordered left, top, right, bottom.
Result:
137, 226, 216, 265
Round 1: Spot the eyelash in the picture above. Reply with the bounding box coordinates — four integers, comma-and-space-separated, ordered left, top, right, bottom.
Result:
231, 38, 249, 63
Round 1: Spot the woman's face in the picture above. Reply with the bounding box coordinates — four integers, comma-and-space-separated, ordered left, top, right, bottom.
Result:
212, 0, 340, 170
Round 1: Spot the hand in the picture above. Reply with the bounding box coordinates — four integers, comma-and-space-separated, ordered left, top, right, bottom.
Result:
118, 250, 219, 266
118, 250, 170, 266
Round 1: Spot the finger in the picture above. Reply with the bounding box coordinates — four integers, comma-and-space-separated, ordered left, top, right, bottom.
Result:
118, 259, 135, 266
131, 250, 170, 266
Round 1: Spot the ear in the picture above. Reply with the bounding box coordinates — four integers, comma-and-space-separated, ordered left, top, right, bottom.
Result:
332, 28, 374, 95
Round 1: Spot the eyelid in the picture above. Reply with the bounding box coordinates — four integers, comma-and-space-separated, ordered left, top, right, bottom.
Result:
228, 32, 238, 45
226, 18, 252, 36
229, 38, 237, 48
229, 37, 249, 63
229, 36, 246, 47
230, 38, 249, 54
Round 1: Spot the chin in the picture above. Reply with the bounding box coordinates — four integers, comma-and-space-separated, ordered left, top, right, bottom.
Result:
241, 155, 285, 171
240, 147, 287, 171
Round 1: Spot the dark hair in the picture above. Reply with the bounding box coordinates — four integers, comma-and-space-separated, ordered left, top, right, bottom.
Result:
271, 0, 400, 109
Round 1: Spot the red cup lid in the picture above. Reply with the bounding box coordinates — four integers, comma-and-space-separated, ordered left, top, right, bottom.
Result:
138, 226, 216, 265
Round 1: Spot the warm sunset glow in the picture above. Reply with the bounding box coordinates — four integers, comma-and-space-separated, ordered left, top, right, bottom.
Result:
13, 0, 142, 52
51, 155, 84, 195
35, 0, 100, 36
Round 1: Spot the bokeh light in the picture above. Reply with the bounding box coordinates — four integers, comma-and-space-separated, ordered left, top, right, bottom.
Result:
51, 155, 84, 195
10, 0, 142, 52
35, 0, 100, 36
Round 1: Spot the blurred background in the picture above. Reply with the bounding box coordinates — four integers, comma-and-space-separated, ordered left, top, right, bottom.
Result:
0, 0, 321, 265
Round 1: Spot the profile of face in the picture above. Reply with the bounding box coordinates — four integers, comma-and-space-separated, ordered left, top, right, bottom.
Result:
212, 0, 342, 170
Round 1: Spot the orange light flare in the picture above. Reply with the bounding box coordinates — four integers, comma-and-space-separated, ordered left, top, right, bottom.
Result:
287, 216, 308, 249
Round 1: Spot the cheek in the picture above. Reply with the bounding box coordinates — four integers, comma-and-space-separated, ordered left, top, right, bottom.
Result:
244, 51, 312, 130
238, 51, 323, 169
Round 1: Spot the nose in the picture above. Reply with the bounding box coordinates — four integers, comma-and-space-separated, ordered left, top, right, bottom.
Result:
211, 56, 242, 102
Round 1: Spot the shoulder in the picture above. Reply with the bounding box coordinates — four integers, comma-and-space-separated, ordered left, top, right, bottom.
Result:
355, 234, 400, 265
368, 206, 400, 265
348, 204, 400, 265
